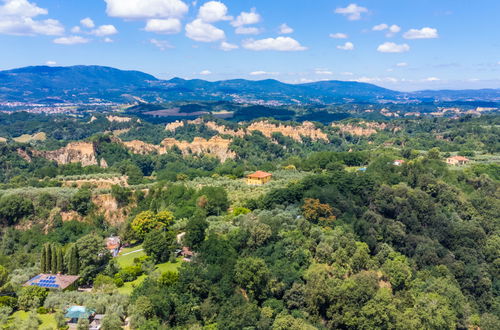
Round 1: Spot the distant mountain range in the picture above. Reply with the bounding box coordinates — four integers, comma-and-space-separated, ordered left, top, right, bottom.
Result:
1, 65, 500, 104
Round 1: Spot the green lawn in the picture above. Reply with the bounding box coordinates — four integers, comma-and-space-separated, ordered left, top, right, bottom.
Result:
116, 244, 145, 268
8, 311, 57, 329
116, 258, 183, 295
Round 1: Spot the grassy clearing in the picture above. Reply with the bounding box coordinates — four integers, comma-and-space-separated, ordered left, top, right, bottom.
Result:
116, 259, 183, 295
8, 310, 57, 329
116, 245, 145, 268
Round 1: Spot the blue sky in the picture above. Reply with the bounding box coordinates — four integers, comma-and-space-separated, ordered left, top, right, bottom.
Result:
1, 0, 499, 91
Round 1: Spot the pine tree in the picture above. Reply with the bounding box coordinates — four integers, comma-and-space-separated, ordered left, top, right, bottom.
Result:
57, 248, 64, 273
40, 246, 46, 273
45, 244, 52, 273
51, 245, 58, 274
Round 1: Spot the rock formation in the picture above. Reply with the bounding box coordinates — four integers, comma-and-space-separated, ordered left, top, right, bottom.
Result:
159, 136, 236, 162
34, 142, 100, 166
247, 121, 328, 142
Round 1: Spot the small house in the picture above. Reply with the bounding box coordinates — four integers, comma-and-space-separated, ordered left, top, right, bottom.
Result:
90, 314, 105, 330
393, 160, 405, 166
106, 236, 121, 257
446, 156, 470, 166
24, 274, 80, 291
180, 247, 194, 262
246, 171, 272, 185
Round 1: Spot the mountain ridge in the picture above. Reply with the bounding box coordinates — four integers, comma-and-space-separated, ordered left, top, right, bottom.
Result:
1, 65, 499, 104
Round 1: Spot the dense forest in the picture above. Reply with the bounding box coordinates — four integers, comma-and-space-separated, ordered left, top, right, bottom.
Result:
0, 111, 498, 329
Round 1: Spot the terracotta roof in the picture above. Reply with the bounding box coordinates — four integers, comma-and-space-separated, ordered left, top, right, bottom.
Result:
247, 171, 272, 179
25, 273, 80, 290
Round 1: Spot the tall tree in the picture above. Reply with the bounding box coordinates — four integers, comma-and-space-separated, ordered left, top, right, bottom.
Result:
40, 246, 46, 273
66, 244, 79, 275
57, 247, 64, 273
45, 244, 52, 274
51, 245, 57, 274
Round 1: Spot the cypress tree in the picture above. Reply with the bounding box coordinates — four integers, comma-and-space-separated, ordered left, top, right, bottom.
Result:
51, 245, 58, 274
40, 246, 46, 273
45, 244, 52, 273
57, 248, 64, 273
68, 245, 79, 275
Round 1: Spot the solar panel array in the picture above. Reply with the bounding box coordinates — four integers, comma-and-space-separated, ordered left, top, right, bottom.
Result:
31, 276, 60, 288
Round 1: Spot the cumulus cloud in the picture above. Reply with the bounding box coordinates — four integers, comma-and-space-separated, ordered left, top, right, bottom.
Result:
242, 37, 306, 51
372, 23, 388, 31
199, 70, 211, 75
53, 35, 89, 45
231, 8, 260, 27
91, 24, 118, 36
150, 38, 173, 50
335, 3, 368, 21
0, 0, 64, 36
144, 18, 181, 34
45, 60, 56, 66
377, 42, 410, 53
104, 0, 188, 19
329, 32, 348, 39
185, 18, 225, 42
425, 77, 440, 82
315, 69, 333, 75
337, 41, 354, 50
235, 26, 261, 35
279, 23, 293, 34
80, 17, 94, 28
220, 41, 238, 51
403, 27, 438, 39
250, 71, 278, 76
396, 62, 408, 67
103, 37, 113, 43
387, 24, 401, 37
71, 26, 81, 33
198, 1, 231, 23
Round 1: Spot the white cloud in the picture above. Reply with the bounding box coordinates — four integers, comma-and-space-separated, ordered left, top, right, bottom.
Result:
198, 1, 231, 23
425, 77, 440, 82
235, 26, 261, 35
0, 0, 64, 36
53, 35, 90, 45
250, 71, 278, 76
144, 18, 181, 34
403, 27, 438, 39
279, 23, 293, 34
103, 37, 113, 43
185, 18, 225, 42
104, 0, 188, 19
231, 8, 260, 27
45, 61, 56, 66
329, 32, 348, 39
355, 76, 399, 84
91, 24, 118, 36
71, 26, 81, 33
377, 42, 410, 53
220, 41, 238, 51
315, 69, 333, 75
242, 37, 306, 51
337, 41, 354, 51
396, 62, 408, 67
0, 0, 46, 17
386, 24, 401, 37
335, 4, 368, 21
150, 38, 173, 50
80, 17, 95, 28
199, 70, 211, 75
372, 23, 388, 31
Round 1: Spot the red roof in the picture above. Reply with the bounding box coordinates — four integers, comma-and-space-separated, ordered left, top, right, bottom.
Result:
247, 171, 272, 179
